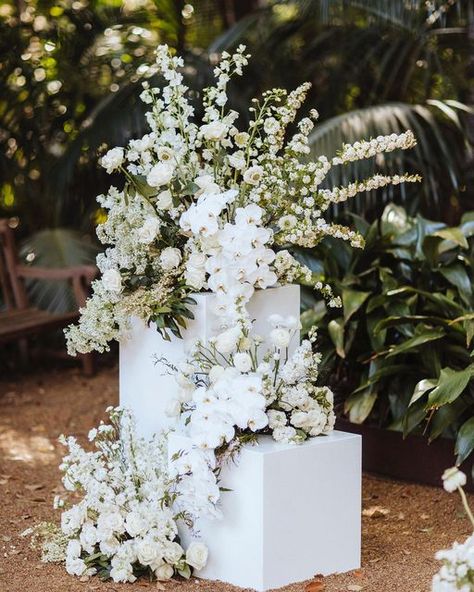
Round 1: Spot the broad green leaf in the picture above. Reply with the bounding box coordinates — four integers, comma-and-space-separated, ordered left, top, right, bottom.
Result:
344, 389, 378, 424
374, 315, 450, 333
427, 366, 474, 409
342, 288, 370, 324
409, 378, 437, 406
386, 327, 445, 358
430, 396, 471, 441
128, 174, 157, 198
433, 227, 469, 249
456, 417, 474, 464
328, 318, 345, 358
439, 264, 472, 306
351, 364, 412, 394
380, 203, 411, 237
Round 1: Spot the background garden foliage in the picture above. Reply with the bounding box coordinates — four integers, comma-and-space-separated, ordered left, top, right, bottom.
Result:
1, 1, 473, 457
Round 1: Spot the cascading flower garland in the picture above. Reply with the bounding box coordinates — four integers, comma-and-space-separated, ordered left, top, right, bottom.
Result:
65, 44, 420, 356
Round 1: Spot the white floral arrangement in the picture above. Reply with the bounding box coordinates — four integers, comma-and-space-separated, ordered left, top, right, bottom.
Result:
55, 407, 208, 583
165, 316, 335, 517
432, 467, 474, 591
64, 44, 420, 356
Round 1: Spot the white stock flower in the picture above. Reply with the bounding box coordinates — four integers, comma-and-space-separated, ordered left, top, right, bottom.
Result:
185, 542, 208, 570
442, 467, 467, 493
101, 147, 124, 173
102, 269, 122, 293
160, 247, 182, 270
147, 162, 174, 187
201, 121, 227, 141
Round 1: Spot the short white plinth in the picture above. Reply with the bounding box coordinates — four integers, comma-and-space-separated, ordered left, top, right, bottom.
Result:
119, 285, 300, 439
169, 431, 362, 591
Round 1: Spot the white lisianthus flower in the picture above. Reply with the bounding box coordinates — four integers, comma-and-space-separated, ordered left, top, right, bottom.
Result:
157, 146, 175, 163
201, 121, 227, 141
147, 162, 174, 187
101, 147, 124, 173
65, 556, 87, 576
138, 217, 160, 244
234, 131, 249, 147
442, 467, 467, 493
102, 269, 122, 293
185, 266, 206, 290
135, 538, 161, 567
66, 538, 82, 559
270, 328, 291, 348
243, 165, 264, 185
155, 563, 174, 580
209, 365, 225, 383
234, 352, 252, 373
228, 150, 246, 170
160, 247, 182, 271
273, 425, 297, 443
156, 190, 173, 210
195, 174, 220, 195
278, 215, 297, 230
185, 542, 208, 570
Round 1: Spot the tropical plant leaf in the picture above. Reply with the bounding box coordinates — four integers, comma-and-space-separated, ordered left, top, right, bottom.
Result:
456, 417, 474, 465
342, 288, 370, 324
385, 327, 445, 358
427, 366, 474, 409
328, 318, 345, 358
409, 378, 437, 407
344, 388, 378, 424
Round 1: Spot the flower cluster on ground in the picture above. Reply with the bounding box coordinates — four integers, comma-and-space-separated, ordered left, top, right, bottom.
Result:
53, 408, 207, 583
65, 44, 419, 356
432, 467, 474, 591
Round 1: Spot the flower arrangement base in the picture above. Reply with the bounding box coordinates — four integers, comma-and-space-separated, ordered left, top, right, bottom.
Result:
119, 285, 300, 439
169, 431, 362, 591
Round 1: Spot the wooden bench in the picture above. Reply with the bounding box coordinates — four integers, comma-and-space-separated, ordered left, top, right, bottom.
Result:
0, 218, 97, 375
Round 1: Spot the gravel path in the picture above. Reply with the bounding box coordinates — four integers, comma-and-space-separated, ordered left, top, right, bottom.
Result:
0, 363, 468, 592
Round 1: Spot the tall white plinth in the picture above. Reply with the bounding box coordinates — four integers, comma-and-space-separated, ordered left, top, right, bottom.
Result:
119, 285, 300, 439
169, 431, 362, 591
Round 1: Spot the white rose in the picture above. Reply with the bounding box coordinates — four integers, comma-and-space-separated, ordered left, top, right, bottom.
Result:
160, 247, 182, 271
290, 411, 309, 428
138, 216, 160, 244
163, 541, 183, 564
234, 352, 252, 373
270, 328, 291, 348
155, 563, 174, 580
201, 121, 227, 141
124, 512, 147, 538
147, 162, 174, 187
272, 425, 297, 443
136, 538, 161, 567
186, 542, 208, 571
102, 269, 122, 293
79, 522, 98, 553
442, 467, 467, 493
156, 190, 173, 210
243, 165, 264, 185
165, 399, 181, 418
101, 147, 124, 173
185, 266, 206, 290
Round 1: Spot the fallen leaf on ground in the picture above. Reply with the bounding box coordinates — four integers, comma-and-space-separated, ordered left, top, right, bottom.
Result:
348, 585, 363, 591
362, 505, 389, 518
305, 577, 325, 591
24, 483, 45, 491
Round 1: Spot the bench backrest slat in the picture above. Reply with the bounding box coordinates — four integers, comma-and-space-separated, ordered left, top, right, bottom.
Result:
0, 220, 29, 311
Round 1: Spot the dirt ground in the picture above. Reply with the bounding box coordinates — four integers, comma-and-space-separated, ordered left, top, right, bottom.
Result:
0, 361, 470, 592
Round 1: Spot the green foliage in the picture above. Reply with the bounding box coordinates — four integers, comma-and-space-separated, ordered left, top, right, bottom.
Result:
299, 204, 474, 460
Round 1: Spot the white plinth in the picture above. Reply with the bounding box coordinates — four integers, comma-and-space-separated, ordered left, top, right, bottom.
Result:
169, 431, 362, 591
119, 285, 300, 439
